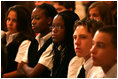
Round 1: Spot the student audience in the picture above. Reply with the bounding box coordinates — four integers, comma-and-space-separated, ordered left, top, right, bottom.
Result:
1, 1, 117, 78
17, 10, 79, 78
53, 1, 75, 13
2, 5, 35, 77
90, 26, 117, 78
68, 19, 103, 78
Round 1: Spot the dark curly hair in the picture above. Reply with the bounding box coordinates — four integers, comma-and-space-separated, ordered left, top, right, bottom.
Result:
36, 3, 57, 25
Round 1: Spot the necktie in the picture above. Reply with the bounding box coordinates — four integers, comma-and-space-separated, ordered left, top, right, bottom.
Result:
77, 65, 85, 78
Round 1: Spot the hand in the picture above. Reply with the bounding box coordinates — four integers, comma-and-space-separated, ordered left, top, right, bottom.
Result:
16, 61, 26, 75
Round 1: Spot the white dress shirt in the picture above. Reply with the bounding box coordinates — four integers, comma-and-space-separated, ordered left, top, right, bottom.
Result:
87, 66, 104, 78
21, 32, 53, 71
1, 30, 6, 38
38, 43, 53, 70
104, 63, 117, 78
67, 56, 85, 78
15, 40, 31, 63
84, 57, 93, 78
15, 32, 51, 63
6, 32, 19, 46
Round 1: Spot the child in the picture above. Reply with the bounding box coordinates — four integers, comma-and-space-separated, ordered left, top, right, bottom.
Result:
90, 26, 117, 78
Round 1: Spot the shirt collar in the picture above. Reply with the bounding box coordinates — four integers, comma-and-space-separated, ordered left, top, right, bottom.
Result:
104, 63, 117, 78
6, 32, 19, 37
6, 32, 19, 41
36, 32, 51, 43
84, 57, 93, 72
6, 32, 19, 46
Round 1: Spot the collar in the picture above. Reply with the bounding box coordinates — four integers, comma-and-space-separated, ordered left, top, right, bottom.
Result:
6, 32, 19, 46
6, 32, 19, 41
104, 63, 117, 78
84, 57, 92, 72
6, 32, 19, 37
35, 32, 51, 43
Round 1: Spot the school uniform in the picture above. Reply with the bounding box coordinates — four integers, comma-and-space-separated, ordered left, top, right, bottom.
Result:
4, 32, 27, 73
22, 32, 52, 64
69, 57, 93, 78
104, 63, 117, 78
84, 58, 93, 77
87, 66, 104, 78
21, 32, 52, 77
50, 45, 75, 78
15, 40, 31, 63
67, 56, 84, 78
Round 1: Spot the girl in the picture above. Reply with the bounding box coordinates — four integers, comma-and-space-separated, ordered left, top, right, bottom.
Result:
51, 11, 79, 77
2, 5, 34, 77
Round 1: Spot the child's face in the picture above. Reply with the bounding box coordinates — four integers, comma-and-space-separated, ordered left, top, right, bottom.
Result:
90, 31, 117, 68
6, 10, 18, 34
88, 7, 102, 21
31, 8, 50, 34
51, 15, 65, 43
53, 2, 68, 13
73, 25, 92, 60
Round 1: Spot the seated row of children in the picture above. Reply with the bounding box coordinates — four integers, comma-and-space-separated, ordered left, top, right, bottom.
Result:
1, 2, 117, 78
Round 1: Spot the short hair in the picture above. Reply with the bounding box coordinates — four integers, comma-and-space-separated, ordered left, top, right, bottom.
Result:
74, 18, 103, 37
87, 1, 115, 25
98, 26, 117, 48
53, 1, 75, 11
36, 3, 57, 25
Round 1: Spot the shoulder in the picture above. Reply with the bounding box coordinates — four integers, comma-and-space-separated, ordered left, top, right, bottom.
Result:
87, 66, 104, 78
1, 30, 6, 38
38, 43, 53, 70
68, 56, 84, 78
19, 40, 31, 48
69, 56, 84, 66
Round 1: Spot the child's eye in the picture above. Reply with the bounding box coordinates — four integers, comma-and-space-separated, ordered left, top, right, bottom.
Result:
97, 44, 104, 48
73, 35, 77, 40
35, 17, 40, 20
13, 19, 17, 22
